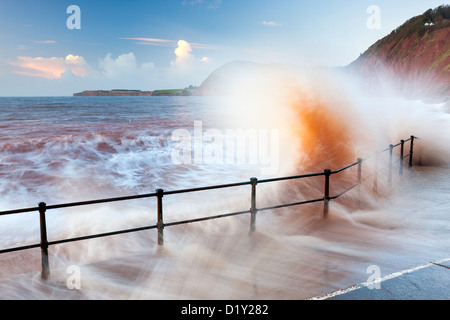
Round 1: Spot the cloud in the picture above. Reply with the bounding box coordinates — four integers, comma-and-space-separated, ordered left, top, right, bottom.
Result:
5, 39, 214, 94
171, 40, 195, 70
98, 52, 154, 78
34, 40, 57, 44
9, 55, 89, 79
119, 37, 178, 47
121, 37, 217, 50
165, 40, 214, 86
201, 57, 212, 63
261, 21, 281, 27
65, 54, 90, 78
182, 0, 222, 9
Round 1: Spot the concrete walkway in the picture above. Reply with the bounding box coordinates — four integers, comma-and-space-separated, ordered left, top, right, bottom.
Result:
309, 258, 450, 300
309, 166, 450, 300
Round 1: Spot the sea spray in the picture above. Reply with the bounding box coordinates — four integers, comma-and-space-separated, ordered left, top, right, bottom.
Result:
0, 67, 449, 298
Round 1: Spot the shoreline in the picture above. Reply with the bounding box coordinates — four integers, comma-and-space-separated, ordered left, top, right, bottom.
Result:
73, 88, 199, 97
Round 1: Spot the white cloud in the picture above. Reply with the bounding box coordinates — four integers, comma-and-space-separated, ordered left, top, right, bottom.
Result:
171, 40, 195, 70
65, 54, 90, 78
99, 52, 139, 77
261, 21, 281, 27
121, 37, 217, 50
5, 39, 216, 94
182, 0, 222, 9
97, 53, 159, 86
119, 37, 178, 47
201, 57, 212, 63
94, 52, 170, 89
34, 40, 57, 44
9, 54, 89, 79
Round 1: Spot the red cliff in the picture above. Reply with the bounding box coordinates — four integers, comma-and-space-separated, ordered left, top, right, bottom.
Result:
348, 5, 450, 97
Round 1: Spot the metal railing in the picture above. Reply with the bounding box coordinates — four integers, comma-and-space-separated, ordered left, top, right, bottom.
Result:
0, 136, 416, 280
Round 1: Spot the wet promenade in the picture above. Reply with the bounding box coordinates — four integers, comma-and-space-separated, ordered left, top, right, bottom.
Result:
311, 166, 450, 300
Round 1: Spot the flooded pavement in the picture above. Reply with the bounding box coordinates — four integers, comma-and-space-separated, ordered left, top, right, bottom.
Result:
0, 165, 448, 300
312, 165, 450, 300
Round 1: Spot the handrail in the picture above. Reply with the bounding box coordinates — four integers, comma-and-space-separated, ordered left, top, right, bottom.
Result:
257, 172, 325, 184
0, 136, 417, 280
332, 160, 360, 174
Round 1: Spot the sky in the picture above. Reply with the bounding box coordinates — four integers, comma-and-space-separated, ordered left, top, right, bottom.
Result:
0, 0, 447, 96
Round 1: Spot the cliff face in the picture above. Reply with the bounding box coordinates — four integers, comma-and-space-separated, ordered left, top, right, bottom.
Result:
348, 5, 450, 97
198, 6, 449, 98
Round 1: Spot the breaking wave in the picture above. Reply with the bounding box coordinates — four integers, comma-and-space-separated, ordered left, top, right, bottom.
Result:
0, 69, 449, 299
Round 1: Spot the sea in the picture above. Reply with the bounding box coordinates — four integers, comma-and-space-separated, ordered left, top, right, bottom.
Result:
0, 93, 449, 300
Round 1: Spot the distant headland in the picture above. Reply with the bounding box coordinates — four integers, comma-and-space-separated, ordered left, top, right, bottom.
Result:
74, 87, 199, 97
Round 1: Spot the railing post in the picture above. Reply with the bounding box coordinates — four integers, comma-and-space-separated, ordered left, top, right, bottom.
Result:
38, 202, 50, 280
357, 158, 363, 184
388, 144, 394, 186
399, 140, 405, 175
156, 189, 164, 246
409, 136, 415, 168
373, 152, 378, 194
323, 169, 331, 218
357, 158, 363, 205
250, 177, 258, 233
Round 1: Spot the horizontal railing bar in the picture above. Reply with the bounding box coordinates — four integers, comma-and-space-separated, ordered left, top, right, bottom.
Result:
373, 137, 414, 155
48, 224, 159, 246
164, 181, 251, 195
332, 161, 359, 174
0, 206, 40, 216
331, 184, 358, 200
0, 243, 41, 255
46, 192, 158, 210
164, 209, 251, 227
0, 193, 159, 216
258, 198, 324, 211
348, 139, 413, 164
258, 172, 325, 184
